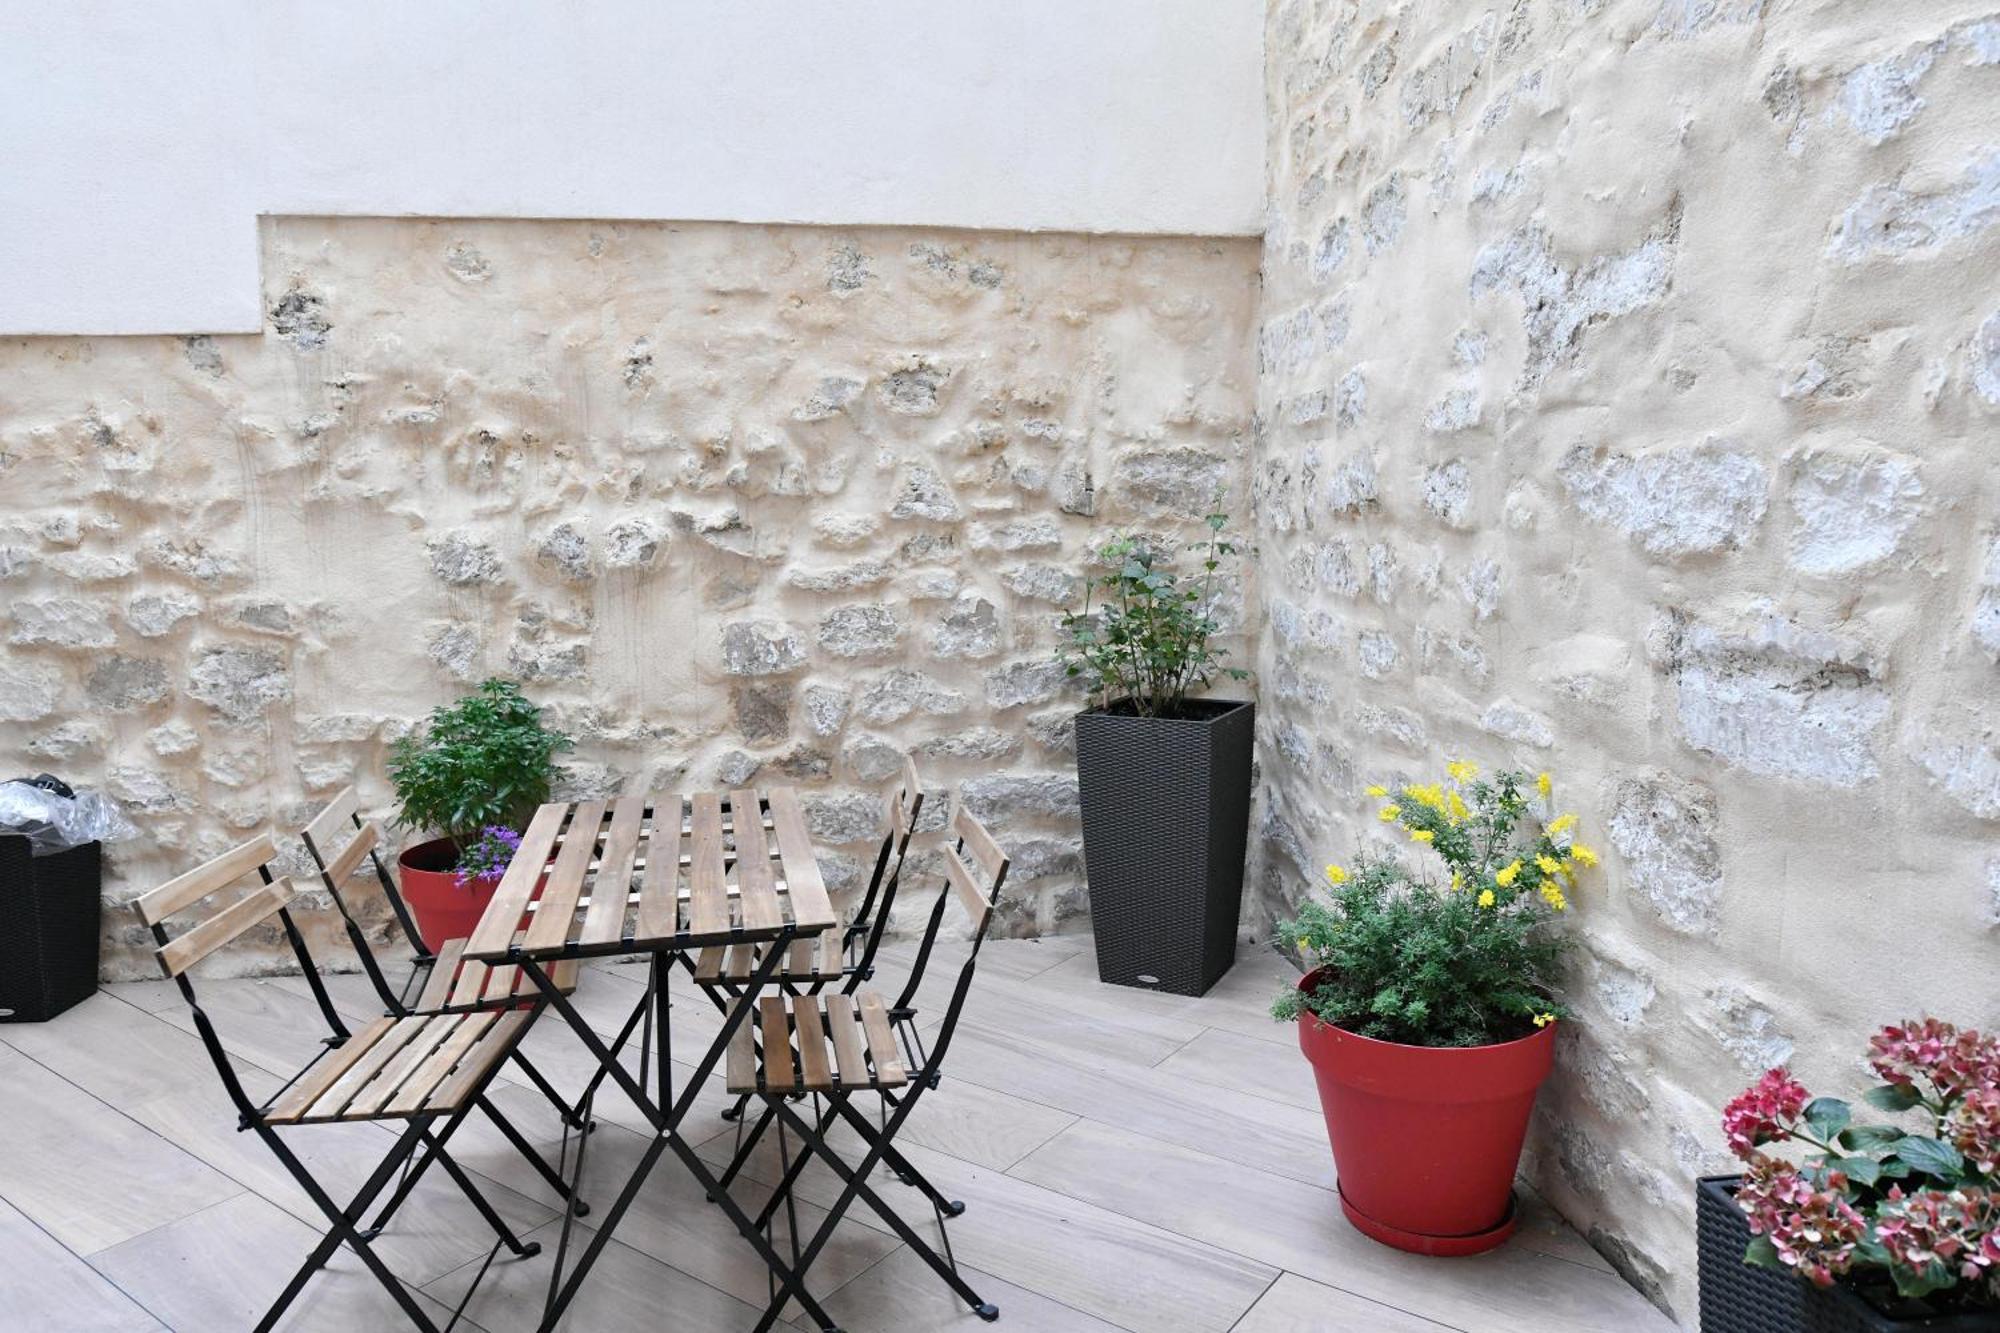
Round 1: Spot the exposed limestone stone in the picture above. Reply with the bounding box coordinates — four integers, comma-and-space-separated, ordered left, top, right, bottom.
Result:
803, 793, 884, 844
732, 682, 792, 746
85, 656, 171, 711
795, 376, 866, 422
0, 660, 62, 722
1606, 771, 1723, 936
812, 512, 882, 547
984, 659, 1071, 710
1471, 221, 1676, 386
1479, 698, 1555, 749
1112, 448, 1230, 517
106, 765, 192, 813
1786, 452, 1922, 575
915, 726, 1023, 762
535, 522, 595, 583
1004, 837, 1084, 882
787, 560, 892, 593
1829, 152, 2000, 263
1422, 460, 1472, 526
816, 605, 903, 659
10, 597, 115, 649
722, 621, 807, 676
960, 773, 1080, 826
844, 736, 904, 782
1002, 564, 1082, 605
1972, 539, 2000, 660
1696, 984, 1796, 1073
1972, 311, 2000, 408
126, 592, 201, 638
146, 721, 199, 756
188, 645, 291, 723
1356, 630, 1401, 678
802, 683, 852, 737
933, 595, 1001, 660
426, 623, 482, 680
857, 669, 966, 724
1557, 443, 1768, 559
1910, 726, 2000, 820
603, 517, 665, 570
713, 750, 763, 788
890, 464, 961, 521
1659, 612, 1889, 785
427, 530, 503, 586
879, 358, 949, 415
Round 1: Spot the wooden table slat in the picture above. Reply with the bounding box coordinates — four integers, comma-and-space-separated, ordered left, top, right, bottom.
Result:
760, 996, 795, 1092
635, 794, 688, 940
730, 791, 783, 932
524, 801, 606, 952
766, 787, 836, 933
682, 793, 730, 937
463, 803, 567, 959
578, 795, 646, 947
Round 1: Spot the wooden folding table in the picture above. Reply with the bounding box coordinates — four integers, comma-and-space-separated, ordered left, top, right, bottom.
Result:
460, 787, 840, 1332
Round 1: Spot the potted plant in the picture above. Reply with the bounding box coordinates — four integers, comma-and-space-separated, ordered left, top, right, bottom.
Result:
1061, 510, 1250, 997
1698, 1017, 2000, 1331
1272, 765, 1591, 1254
387, 678, 572, 951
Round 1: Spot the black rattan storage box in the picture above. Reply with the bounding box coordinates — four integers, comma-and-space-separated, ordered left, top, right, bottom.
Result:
0, 835, 102, 1022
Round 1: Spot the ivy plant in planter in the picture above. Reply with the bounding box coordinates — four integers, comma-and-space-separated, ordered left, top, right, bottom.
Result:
1059, 509, 1250, 997
1273, 765, 1594, 1256
386, 678, 572, 952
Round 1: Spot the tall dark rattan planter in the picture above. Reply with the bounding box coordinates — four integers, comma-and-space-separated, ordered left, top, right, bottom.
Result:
1698, 1177, 2000, 1332
1075, 697, 1252, 997
0, 835, 102, 1022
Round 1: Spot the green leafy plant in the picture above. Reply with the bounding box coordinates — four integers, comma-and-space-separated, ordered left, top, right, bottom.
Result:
1058, 509, 1247, 719
1270, 764, 1592, 1047
1725, 1019, 1999, 1309
388, 679, 572, 853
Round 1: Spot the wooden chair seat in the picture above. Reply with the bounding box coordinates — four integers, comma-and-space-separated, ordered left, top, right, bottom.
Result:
410, 938, 581, 1015
726, 990, 908, 1096
693, 931, 845, 990
265, 1010, 533, 1125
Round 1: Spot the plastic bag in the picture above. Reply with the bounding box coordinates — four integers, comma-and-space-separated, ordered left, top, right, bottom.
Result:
0, 778, 139, 856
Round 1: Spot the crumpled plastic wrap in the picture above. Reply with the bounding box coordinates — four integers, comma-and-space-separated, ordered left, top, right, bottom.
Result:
0, 779, 139, 855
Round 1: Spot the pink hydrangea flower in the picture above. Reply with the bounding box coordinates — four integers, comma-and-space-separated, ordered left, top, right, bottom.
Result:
1875, 1187, 2000, 1288
1947, 1088, 2000, 1178
1868, 1019, 2000, 1099
1722, 1068, 1811, 1160
1736, 1159, 1866, 1287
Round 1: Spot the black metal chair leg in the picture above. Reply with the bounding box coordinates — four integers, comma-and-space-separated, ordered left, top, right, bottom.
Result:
509, 1048, 588, 1130
428, 1137, 542, 1258
477, 1093, 589, 1216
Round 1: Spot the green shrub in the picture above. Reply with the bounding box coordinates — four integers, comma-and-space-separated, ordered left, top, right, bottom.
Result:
1271, 765, 1592, 1047
388, 678, 572, 846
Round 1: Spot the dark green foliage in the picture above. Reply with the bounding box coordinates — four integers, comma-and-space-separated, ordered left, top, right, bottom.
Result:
387, 678, 572, 845
1270, 860, 1571, 1046
1058, 509, 1248, 719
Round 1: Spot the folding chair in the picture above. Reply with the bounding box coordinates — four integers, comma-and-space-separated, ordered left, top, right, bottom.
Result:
136, 834, 546, 1333
721, 802, 1010, 1331
299, 788, 592, 1217
694, 758, 924, 1125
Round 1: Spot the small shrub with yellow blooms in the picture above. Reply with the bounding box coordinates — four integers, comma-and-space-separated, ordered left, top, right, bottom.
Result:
1271, 764, 1598, 1047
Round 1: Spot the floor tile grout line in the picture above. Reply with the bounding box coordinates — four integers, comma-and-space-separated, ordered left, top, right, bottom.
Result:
1222, 1268, 1286, 1333
0, 1169, 180, 1332
1002, 1116, 1618, 1329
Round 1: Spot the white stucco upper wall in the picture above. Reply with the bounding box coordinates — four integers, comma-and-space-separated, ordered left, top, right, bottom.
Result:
0, 2, 1264, 336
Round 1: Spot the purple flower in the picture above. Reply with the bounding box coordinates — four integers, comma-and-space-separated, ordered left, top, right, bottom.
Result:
454, 825, 523, 889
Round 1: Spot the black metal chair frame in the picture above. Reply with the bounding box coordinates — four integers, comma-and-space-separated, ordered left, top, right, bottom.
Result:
723, 806, 1011, 1333
139, 837, 544, 1333
298, 796, 592, 1216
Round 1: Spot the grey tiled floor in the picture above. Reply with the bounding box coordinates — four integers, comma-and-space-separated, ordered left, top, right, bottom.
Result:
0, 936, 1675, 1331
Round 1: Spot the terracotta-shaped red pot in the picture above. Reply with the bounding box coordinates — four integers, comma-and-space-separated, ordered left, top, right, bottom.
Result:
396, 836, 502, 954
1295, 966, 1556, 1256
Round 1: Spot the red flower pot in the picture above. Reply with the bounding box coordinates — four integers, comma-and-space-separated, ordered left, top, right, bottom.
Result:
396, 836, 504, 955
1295, 966, 1557, 1256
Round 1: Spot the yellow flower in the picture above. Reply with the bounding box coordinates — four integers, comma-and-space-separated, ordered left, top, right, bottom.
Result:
1297, 936, 1312, 953
1365, 784, 1388, 798
1410, 829, 1434, 843
1536, 771, 1552, 799
1495, 860, 1522, 887
1570, 843, 1599, 868
1538, 881, 1568, 912
1477, 888, 1496, 908
1323, 864, 1348, 885
1535, 854, 1562, 877
1447, 792, 1470, 823
1447, 759, 1478, 783
1402, 783, 1446, 811
1547, 813, 1577, 837
1532, 1012, 1556, 1028
1378, 805, 1401, 822
1450, 870, 1464, 892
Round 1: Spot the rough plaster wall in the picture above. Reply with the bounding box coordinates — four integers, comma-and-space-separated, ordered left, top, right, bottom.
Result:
0, 216, 1257, 981
1257, 0, 2000, 1320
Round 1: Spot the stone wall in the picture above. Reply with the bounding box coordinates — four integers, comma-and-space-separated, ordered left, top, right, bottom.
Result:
0, 216, 1257, 979
1256, 0, 2000, 1321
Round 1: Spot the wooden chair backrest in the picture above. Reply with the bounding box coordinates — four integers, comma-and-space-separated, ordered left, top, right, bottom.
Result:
134, 834, 298, 978
299, 785, 385, 897
885, 756, 925, 843
941, 806, 1008, 935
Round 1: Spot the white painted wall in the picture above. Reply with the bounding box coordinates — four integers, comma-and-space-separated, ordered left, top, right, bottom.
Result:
0, 2, 1264, 335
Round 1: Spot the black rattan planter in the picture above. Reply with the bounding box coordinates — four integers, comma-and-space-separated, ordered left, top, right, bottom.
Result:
1698, 1177, 2000, 1332
0, 835, 102, 1022
1075, 697, 1252, 997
